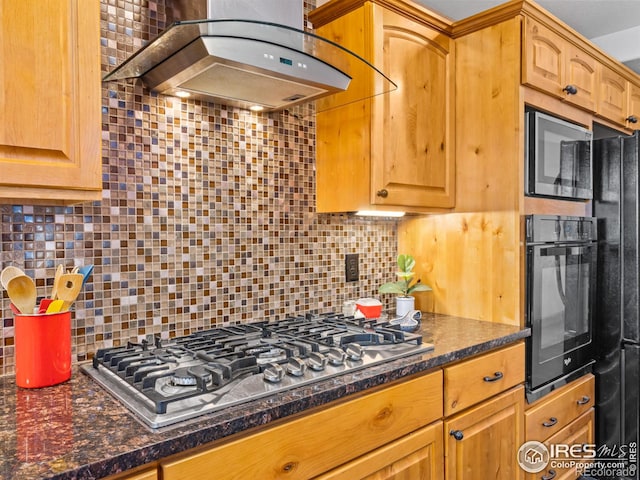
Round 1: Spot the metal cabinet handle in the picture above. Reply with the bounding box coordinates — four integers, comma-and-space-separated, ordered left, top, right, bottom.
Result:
483, 371, 504, 382
577, 395, 590, 405
376, 189, 389, 198
541, 469, 557, 480
542, 417, 558, 428
562, 84, 578, 95
626, 115, 638, 124
450, 429, 464, 441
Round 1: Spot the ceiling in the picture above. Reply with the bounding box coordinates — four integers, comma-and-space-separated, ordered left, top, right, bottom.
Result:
414, 0, 640, 74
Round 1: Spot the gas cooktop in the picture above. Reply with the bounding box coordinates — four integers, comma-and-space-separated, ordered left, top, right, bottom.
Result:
81, 313, 434, 428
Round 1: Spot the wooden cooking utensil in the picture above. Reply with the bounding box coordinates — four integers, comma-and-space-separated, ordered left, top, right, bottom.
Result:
1, 266, 25, 290
6, 275, 37, 315
50, 264, 64, 299
56, 273, 83, 311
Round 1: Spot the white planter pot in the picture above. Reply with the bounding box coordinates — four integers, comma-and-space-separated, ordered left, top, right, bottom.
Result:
395, 296, 415, 317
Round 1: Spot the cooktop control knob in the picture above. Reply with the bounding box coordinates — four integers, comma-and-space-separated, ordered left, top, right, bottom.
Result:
286, 357, 307, 377
263, 362, 285, 383
327, 347, 347, 366
345, 342, 365, 361
307, 352, 328, 371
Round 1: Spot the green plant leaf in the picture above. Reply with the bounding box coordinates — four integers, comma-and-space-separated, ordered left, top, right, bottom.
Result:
407, 283, 432, 294
378, 281, 408, 295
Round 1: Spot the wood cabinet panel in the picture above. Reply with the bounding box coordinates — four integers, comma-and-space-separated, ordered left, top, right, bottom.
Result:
523, 18, 597, 112
564, 44, 597, 111
445, 385, 525, 480
525, 374, 594, 442
525, 409, 595, 480
314, 421, 444, 480
0, 0, 101, 204
523, 18, 563, 94
161, 371, 443, 480
311, 0, 454, 213
370, 6, 454, 209
444, 342, 525, 415
598, 66, 628, 126
106, 467, 158, 480
626, 82, 640, 127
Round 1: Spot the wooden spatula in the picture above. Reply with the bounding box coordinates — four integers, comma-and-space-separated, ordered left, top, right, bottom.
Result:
56, 273, 84, 311
6, 275, 37, 315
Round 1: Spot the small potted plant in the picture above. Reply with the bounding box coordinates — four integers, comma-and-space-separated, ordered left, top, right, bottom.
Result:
378, 254, 431, 316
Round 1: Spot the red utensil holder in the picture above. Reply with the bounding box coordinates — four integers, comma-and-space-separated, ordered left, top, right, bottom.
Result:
15, 311, 71, 388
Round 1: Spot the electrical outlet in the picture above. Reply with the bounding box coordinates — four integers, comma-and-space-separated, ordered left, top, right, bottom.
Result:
345, 254, 359, 282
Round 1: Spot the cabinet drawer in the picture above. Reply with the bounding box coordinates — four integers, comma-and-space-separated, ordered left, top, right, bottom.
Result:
444, 342, 525, 415
525, 408, 595, 480
525, 374, 594, 442
161, 371, 443, 480
313, 421, 444, 480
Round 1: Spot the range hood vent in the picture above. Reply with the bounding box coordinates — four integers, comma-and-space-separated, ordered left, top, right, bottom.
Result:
103, 1, 396, 113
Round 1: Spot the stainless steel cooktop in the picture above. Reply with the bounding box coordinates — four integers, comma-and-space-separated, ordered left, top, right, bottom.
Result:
81, 312, 434, 428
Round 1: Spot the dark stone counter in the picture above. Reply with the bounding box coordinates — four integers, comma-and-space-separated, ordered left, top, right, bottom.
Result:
0, 314, 529, 480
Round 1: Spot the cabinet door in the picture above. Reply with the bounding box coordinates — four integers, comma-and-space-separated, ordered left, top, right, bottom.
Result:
162, 372, 443, 480
626, 82, 640, 127
597, 66, 628, 126
523, 18, 597, 111
0, 0, 101, 203
525, 409, 594, 480
564, 43, 597, 111
314, 422, 444, 480
523, 18, 564, 95
370, 6, 454, 209
445, 386, 525, 480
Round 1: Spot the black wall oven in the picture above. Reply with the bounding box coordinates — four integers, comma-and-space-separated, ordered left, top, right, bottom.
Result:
525, 109, 593, 201
525, 215, 597, 402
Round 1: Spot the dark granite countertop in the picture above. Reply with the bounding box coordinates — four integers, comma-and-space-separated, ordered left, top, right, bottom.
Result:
0, 314, 529, 480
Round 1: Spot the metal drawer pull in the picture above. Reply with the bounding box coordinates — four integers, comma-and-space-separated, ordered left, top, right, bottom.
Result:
542, 417, 558, 427
541, 469, 557, 480
577, 395, 590, 405
449, 429, 464, 441
483, 371, 504, 382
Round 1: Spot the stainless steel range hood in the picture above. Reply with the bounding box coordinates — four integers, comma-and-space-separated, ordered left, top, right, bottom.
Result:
103, 0, 396, 113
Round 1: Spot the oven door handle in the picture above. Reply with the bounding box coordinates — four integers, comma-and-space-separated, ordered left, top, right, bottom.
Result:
539, 246, 590, 256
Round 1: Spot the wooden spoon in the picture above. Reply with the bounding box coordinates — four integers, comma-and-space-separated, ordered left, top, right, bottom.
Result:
56, 273, 84, 311
1, 266, 25, 290
50, 264, 64, 299
6, 275, 37, 315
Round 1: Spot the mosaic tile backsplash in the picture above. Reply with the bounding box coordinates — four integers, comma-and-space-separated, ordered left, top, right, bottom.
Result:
0, 0, 399, 374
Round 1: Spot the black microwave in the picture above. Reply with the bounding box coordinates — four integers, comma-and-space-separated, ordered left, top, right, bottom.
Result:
525, 110, 593, 201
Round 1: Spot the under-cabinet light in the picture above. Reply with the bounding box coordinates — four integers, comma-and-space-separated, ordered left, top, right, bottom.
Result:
355, 210, 405, 217
175, 91, 191, 98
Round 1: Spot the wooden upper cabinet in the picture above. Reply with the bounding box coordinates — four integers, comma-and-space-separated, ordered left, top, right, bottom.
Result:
310, 0, 455, 213
523, 18, 597, 111
597, 66, 628, 125
0, 0, 101, 204
628, 82, 640, 127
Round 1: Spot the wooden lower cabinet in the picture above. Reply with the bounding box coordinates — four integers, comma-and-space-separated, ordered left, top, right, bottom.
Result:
314, 421, 444, 480
525, 408, 595, 480
161, 372, 443, 480
524, 374, 596, 480
106, 468, 158, 480
444, 385, 526, 480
